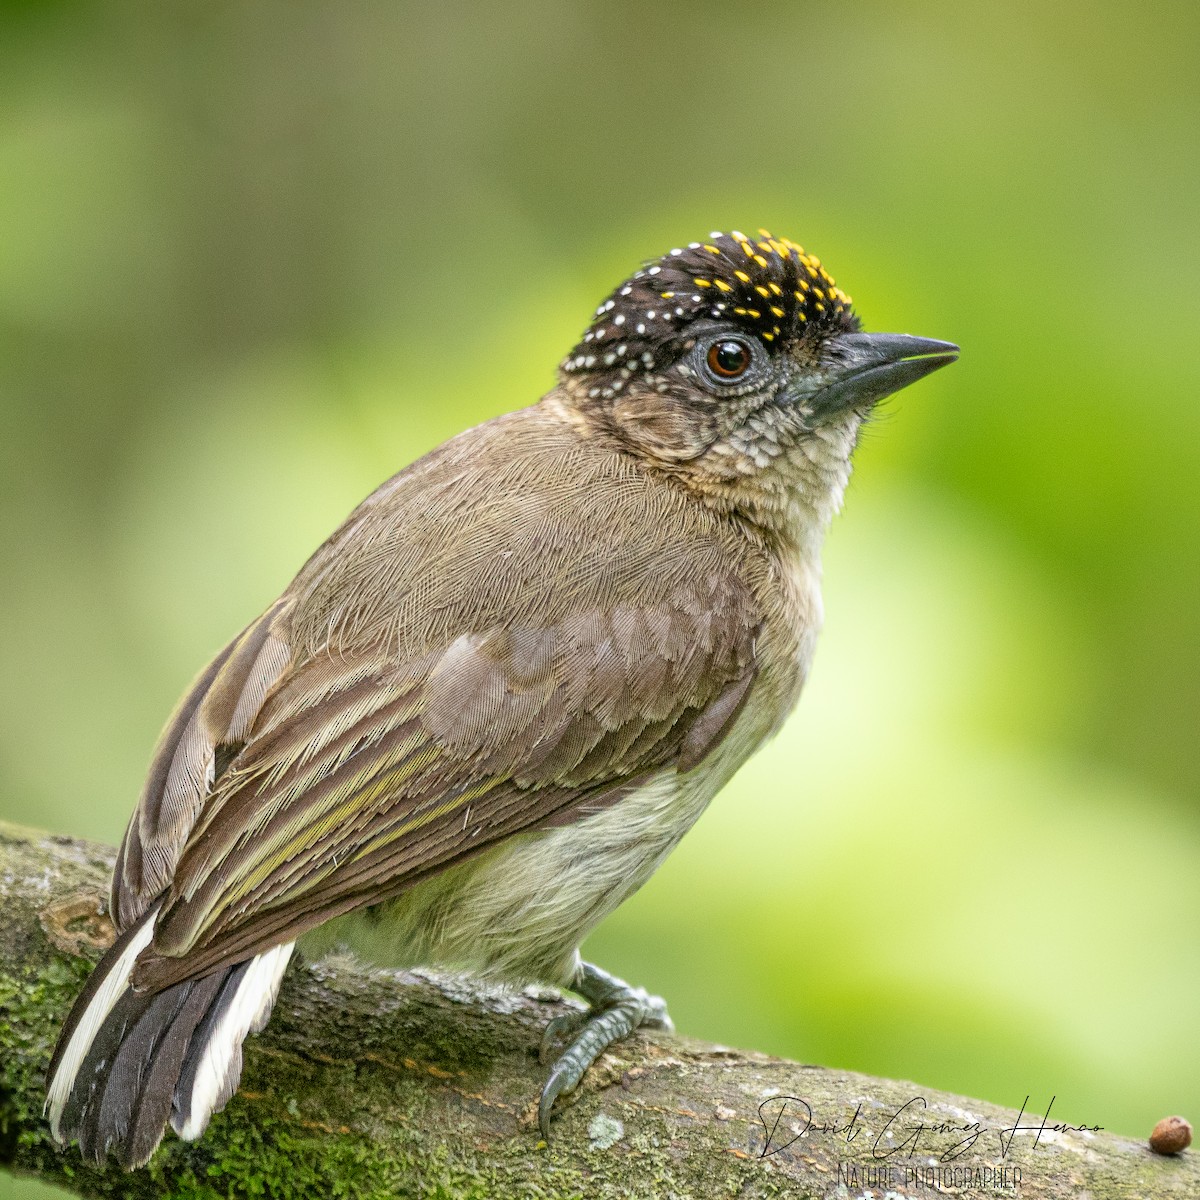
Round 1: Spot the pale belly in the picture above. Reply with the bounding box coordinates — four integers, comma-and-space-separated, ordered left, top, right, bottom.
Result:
302, 764, 718, 986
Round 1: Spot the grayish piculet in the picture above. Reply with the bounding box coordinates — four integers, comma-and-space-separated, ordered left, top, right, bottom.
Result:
46, 229, 957, 1167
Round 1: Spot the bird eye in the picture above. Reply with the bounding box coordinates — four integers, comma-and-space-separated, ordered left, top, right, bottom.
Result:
705, 338, 753, 380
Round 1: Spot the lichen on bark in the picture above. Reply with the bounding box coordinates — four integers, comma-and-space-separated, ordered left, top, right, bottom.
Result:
1, 821, 1195, 1199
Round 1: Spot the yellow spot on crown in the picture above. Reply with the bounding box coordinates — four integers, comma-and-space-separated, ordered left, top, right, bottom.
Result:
660, 291, 675, 298
754, 285, 770, 298
704, 244, 720, 254
714, 279, 732, 292
694, 278, 712, 287
768, 282, 782, 296
770, 305, 785, 318
734, 270, 751, 283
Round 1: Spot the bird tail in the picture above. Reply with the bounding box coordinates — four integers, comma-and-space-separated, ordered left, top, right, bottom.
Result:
46, 904, 293, 1169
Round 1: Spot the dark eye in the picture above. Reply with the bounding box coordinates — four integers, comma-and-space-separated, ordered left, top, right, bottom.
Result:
706, 338, 753, 380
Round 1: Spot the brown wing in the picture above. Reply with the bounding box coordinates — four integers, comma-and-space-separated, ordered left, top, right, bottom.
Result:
132, 578, 757, 991
110, 599, 294, 931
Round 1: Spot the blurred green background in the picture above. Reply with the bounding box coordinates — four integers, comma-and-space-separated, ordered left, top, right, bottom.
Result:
3, 2, 1198, 1194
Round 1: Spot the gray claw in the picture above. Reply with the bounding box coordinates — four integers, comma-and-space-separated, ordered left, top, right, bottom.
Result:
539, 1010, 586, 1064
538, 1060, 572, 1139
641, 992, 673, 1032
536, 962, 672, 1139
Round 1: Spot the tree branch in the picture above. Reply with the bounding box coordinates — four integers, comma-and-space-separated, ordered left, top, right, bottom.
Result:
0, 820, 1193, 1199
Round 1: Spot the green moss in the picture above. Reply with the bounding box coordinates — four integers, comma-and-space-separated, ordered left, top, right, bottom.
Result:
5, 826, 1199, 1199
1, 958, 93, 1159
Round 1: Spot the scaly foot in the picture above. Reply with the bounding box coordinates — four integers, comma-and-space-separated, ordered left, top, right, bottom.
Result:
538, 961, 672, 1137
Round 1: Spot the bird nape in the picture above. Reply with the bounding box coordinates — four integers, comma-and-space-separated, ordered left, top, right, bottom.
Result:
46, 229, 957, 1168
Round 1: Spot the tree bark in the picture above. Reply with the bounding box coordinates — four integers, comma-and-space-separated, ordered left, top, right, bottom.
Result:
0, 820, 1193, 1199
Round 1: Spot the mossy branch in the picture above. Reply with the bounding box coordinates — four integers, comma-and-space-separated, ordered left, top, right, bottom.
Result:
0, 820, 1194, 1199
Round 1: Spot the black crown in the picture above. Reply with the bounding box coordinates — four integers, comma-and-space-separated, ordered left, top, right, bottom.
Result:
561, 230, 858, 399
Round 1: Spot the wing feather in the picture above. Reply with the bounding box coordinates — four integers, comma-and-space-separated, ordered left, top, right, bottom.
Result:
112, 599, 294, 929
133, 583, 757, 990
117, 410, 773, 990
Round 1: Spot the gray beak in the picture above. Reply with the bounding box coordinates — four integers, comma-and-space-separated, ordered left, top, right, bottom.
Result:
795, 332, 959, 418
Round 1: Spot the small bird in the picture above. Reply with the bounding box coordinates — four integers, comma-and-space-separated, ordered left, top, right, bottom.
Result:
46, 229, 957, 1167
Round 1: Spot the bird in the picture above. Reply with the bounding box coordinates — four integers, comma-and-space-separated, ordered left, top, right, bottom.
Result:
46, 228, 957, 1168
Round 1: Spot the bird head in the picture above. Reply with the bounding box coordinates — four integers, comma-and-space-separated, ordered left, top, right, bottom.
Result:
558, 230, 957, 537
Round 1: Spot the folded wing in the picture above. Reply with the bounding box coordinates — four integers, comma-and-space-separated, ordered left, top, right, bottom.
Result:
134, 578, 758, 989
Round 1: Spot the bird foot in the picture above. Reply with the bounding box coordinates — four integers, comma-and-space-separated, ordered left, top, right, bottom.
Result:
537, 961, 672, 1137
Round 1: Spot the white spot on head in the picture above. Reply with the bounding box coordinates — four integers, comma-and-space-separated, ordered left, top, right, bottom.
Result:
669, 248, 682, 256
604, 299, 615, 311
613, 313, 625, 325
636, 324, 645, 334
648, 265, 661, 275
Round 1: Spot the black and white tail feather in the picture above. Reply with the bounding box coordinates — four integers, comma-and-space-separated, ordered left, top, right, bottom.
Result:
45, 903, 293, 1169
